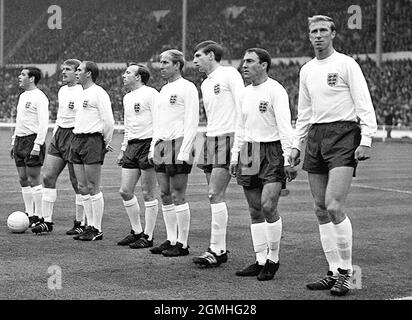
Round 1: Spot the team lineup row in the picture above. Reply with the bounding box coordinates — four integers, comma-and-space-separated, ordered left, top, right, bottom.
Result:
9, 15, 377, 297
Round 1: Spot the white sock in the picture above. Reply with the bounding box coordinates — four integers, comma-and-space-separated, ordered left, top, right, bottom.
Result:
75, 194, 84, 223
123, 196, 142, 234
334, 216, 353, 271
251, 222, 267, 265
81, 194, 93, 227
265, 218, 282, 263
176, 203, 190, 248
31, 185, 43, 218
319, 222, 341, 275
21, 186, 34, 216
91, 192, 104, 232
210, 202, 228, 255
144, 199, 158, 240
42, 188, 57, 223
162, 204, 177, 245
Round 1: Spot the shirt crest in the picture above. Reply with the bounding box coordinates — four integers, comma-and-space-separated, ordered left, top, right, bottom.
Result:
82, 100, 89, 108
169, 94, 177, 105
68, 101, 75, 109
134, 102, 141, 113
25, 101, 32, 109
259, 101, 269, 113
214, 83, 220, 95
327, 73, 338, 86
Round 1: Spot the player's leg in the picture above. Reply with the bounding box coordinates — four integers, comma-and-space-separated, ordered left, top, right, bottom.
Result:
26, 165, 43, 222
193, 167, 231, 267
16, 166, 38, 226
73, 164, 94, 240
137, 167, 158, 246
66, 162, 86, 234
83, 163, 104, 240
258, 182, 282, 280
150, 172, 175, 253
325, 166, 354, 296
41, 155, 66, 224
161, 173, 190, 257
306, 172, 340, 290
235, 186, 268, 277
117, 168, 143, 245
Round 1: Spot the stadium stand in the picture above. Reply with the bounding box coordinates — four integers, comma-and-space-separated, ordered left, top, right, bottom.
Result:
1, 0, 411, 126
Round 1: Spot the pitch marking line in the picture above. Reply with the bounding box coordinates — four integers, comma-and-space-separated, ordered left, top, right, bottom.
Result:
390, 296, 412, 300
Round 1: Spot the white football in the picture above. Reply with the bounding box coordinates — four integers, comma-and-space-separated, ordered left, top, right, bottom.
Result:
7, 211, 30, 233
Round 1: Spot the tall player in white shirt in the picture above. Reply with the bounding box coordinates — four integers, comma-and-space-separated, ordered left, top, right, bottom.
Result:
10, 67, 49, 228
192, 40, 244, 268
289, 15, 377, 296
31, 59, 84, 235
116, 64, 159, 249
70, 61, 115, 241
229, 48, 296, 281
149, 49, 199, 257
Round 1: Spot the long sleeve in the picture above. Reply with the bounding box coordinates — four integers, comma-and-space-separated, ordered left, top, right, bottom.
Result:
121, 97, 128, 151
230, 107, 246, 163
273, 86, 293, 166
347, 60, 377, 147
177, 85, 199, 162
149, 92, 159, 158
292, 68, 312, 151
98, 90, 115, 145
33, 94, 49, 149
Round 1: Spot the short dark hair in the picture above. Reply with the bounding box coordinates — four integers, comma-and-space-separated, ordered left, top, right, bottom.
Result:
245, 48, 271, 72
24, 67, 42, 85
128, 63, 151, 85
63, 58, 81, 71
193, 40, 223, 62
308, 15, 336, 32
83, 61, 99, 82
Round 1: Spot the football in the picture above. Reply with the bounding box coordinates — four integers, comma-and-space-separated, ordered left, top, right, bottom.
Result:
7, 211, 30, 233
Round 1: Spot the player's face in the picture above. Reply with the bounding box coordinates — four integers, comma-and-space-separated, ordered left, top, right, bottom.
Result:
76, 63, 88, 85
18, 69, 31, 89
61, 64, 77, 85
122, 66, 139, 87
242, 52, 265, 83
309, 21, 335, 51
159, 54, 178, 80
193, 50, 210, 73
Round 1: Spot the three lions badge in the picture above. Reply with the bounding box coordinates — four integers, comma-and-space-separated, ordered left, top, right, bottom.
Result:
134, 103, 141, 113
259, 101, 269, 113
327, 73, 338, 86
170, 94, 177, 105
214, 83, 220, 95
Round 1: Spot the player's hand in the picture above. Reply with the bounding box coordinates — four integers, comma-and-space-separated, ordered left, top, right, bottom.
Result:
284, 165, 297, 182
116, 151, 124, 166
289, 148, 301, 168
30, 149, 40, 157
354, 145, 371, 161
106, 144, 114, 152
10, 146, 14, 159
229, 161, 238, 177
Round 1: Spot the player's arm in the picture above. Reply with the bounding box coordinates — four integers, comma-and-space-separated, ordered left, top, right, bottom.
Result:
347, 59, 378, 160
228, 68, 245, 121
177, 83, 199, 162
230, 96, 246, 177
273, 86, 297, 181
32, 94, 50, 156
148, 90, 159, 161
98, 89, 115, 149
117, 97, 128, 165
290, 68, 312, 167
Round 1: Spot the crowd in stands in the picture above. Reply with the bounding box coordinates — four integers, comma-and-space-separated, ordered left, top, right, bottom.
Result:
1, 58, 411, 128
3, 0, 412, 63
